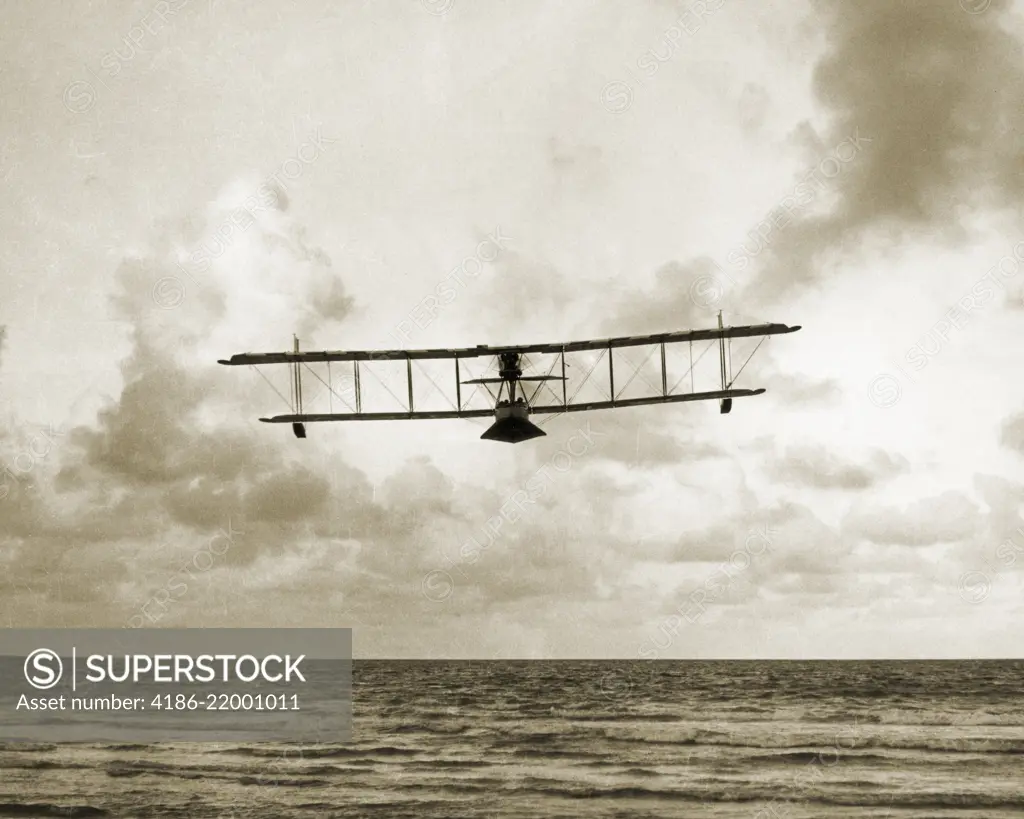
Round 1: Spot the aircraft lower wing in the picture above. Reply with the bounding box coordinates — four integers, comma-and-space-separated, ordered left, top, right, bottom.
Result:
258, 388, 766, 423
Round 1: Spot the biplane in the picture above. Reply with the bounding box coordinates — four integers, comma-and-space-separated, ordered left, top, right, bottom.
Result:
218, 313, 800, 443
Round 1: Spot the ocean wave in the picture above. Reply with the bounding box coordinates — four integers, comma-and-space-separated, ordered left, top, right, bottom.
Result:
214, 745, 422, 759
511, 783, 1024, 809
617, 766, 661, 777
553, 712, 685, 723
751, 750, 897, 765
0, 758, 93, 771
506, 747, 609, 760
0, 744, 56, 753
237, 775, 330, 788
382, 723, 471, 735
0, 804, 108, 818
706, 733, 1024, 756
94, 743, 154, 752
414, 759, 493, 769
595, 727, 1024, 755
526, 785, 691, 801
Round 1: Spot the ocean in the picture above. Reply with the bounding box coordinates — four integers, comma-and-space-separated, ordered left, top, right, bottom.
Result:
1, 660, 1022, 818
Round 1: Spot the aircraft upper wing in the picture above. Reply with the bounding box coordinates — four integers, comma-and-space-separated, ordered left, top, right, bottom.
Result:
217, 323, 802, 366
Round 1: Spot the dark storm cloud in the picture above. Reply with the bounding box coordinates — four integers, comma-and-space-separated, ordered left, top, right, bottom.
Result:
843, 491, 980, 546
747, 0, 1024, 302
772, 444, 908, 490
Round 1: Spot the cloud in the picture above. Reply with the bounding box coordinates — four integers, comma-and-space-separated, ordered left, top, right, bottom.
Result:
1, 172, 658, 641
972, 473, 1024, 550
766, 372, 841, 405
747, 0, 1024, 302
482, 248, 575, 339
547, 136, 605, 194
597, 423, 723, 468
605, 257, 725, 337
643, 500, 850, 634
999, 410, 1024, 456
663, 521, 749, 564
941, 474, 1024, 578
757, 501, 851, 576
1, 175, 376, 621
556, 405, 727, 469
772, 444, 908, 490
843, 491, 979, 546
737, 83, 771, 135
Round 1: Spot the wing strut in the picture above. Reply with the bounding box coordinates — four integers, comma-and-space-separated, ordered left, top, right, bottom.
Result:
292, 336, 307, 438
455, 355, 462, 410
355, 360, 362, 414
561, 348, 567, 408
660, 342, 667, 397
718, 312, 731, 415
608, 342, 615, 404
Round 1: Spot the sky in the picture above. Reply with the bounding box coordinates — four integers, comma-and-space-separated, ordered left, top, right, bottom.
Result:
1, 0, 1023, 658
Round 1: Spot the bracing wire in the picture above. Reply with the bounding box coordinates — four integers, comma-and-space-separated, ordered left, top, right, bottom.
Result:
728, 336, 768, 387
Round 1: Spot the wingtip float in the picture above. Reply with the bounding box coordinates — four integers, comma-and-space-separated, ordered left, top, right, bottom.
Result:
221, 314, 801, 443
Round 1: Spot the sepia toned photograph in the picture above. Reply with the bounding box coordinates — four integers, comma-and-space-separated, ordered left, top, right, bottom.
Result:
1, 0, 1023, 816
